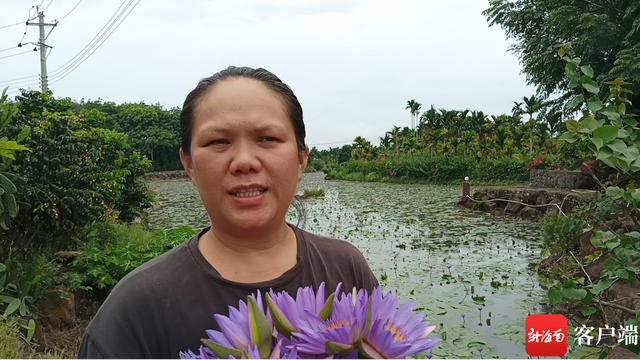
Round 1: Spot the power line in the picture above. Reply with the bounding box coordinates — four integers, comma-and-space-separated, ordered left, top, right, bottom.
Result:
58, 0, 83, 23
49, 0, 140, 84
0, 50, 36, 60
307, 140, 354, 146
0, 21, 24, 30
50, 0, 133, 77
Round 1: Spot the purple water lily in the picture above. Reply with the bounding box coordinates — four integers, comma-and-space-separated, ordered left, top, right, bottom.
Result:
180, 290, 272, 359
358, 287, 441, 358
267, 283, 338, 339
289, 287, 369, 356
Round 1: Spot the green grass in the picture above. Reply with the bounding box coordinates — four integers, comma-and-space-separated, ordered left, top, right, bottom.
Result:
0, 318, 28, 359
303, 188, 325, 197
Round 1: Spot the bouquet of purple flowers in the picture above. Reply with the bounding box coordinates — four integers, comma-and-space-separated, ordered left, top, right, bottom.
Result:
180, 283, 441, 359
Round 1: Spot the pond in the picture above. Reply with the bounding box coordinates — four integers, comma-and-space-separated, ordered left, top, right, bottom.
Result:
146, 172, 549, 359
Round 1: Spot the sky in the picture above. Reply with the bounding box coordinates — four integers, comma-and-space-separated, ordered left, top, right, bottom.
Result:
0, 0, 536, 150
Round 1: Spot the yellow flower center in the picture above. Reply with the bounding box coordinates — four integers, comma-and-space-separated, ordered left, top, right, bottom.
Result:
327, 319, 352, 330
385, 321, 408, 342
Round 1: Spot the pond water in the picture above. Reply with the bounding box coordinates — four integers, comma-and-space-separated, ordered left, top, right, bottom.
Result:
146, 172, 550, 359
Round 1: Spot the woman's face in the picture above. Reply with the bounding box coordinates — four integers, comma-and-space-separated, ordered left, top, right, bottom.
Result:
181, 77, 308, 235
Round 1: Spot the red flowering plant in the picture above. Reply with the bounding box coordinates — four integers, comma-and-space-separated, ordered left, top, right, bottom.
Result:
525, 154, 569, 171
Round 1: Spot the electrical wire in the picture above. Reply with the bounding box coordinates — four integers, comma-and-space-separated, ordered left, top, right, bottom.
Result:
0, 21, 24, 30
43, 0, 54, 12
45, 0, 129, 78
49, 0, 140, 84
58, 0, 83, 23
0, 50, 35, 60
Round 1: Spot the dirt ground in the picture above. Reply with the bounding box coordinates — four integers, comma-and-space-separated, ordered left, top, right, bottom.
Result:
34, 296, 100, 359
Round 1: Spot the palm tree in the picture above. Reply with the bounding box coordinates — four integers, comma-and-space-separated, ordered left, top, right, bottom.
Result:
405, 99, 422, 130
521, 95, 544, 152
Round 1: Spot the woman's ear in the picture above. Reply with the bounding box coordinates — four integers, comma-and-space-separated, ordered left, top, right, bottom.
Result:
297, 146, 309, 181
180, 148, 197, 187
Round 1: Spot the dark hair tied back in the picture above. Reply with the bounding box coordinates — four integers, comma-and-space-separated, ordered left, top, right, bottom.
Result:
180, 66, 306, 156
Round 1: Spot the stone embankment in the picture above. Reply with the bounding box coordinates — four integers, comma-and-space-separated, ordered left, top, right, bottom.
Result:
144, 170, 189, 180
456, 186, 596, 219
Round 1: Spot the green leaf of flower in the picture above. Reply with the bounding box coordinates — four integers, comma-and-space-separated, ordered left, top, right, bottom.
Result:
265, 293, 297, 340
580, 65, 594, 78
561, 288, 587, 300
587, 96, 603, 112
580, 76, 600, 94
593, 125, 620, 142
548, 288, 563, 305
201, 339, 242, 359
247, 296, 272, 359
607, 187, 625, 200
580, 306, 597, 316
325, 340, 355, 355
318, 292, 335, 321
589, 279, 613, 295
568, 95, 584, 109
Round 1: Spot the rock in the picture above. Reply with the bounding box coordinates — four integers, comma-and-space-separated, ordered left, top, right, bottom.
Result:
615, 228, 626, 235
525, 191, 543, 205
603, 282, 640, 329
324, 175, 331, 180
505, 197, 524, 214
536, 193, 549, 206
579, 231, 600, 258
605, 346, 640, 359
622, 221, 640, 233
519, 206, 540, 219
37, 285, 75, 328
605, 219, 623, 231
580, 255, 606, 280
54, 251, 81, 262
483, 201, 497, 212
473, 190, 487, 200
538, 254, 562, 276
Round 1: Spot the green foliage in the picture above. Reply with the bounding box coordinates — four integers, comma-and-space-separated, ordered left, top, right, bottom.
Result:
538, 211, 587, 255
303, 188, 325, 197
0, 88, 30, 231
1, 91, 153, 252
483, 0, 640, 113
71, 225, 197, 299
0, 318, 28, 359
0, 252, 43, 319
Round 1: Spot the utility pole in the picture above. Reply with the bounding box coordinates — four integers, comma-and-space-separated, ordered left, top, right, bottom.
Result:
26, 6, 57, 93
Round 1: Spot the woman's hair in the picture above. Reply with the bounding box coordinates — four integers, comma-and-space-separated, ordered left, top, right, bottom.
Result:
180, 66, 306, 156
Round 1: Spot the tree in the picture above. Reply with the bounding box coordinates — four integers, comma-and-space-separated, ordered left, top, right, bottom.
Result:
483, 0, 640, 114
405, 99, 422, 130
521, 95, 545, 152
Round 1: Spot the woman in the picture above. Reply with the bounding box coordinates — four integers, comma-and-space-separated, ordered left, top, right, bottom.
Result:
77, 66, 378, 359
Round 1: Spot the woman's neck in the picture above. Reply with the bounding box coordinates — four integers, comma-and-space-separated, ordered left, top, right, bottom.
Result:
197, 222, 298, 283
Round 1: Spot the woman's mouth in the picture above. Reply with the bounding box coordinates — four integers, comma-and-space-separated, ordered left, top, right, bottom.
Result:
230, 188, 267, 197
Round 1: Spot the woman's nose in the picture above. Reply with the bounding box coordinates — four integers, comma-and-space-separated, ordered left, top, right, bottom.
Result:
229, 141, 262, 174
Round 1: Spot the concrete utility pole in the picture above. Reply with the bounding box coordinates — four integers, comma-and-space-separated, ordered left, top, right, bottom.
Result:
26, 6, 57, 93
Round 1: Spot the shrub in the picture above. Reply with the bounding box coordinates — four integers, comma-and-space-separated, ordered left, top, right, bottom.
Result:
538, 210, 587, 254
2, 93, 152, 252
0, 318, 27, 359
365, 172, 380, 182
71, 225, 197, 300
345, 172, 364, 181
303, 188, 325, 197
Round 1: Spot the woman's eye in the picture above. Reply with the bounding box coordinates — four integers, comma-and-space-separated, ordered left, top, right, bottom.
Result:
260, 137, 279, 142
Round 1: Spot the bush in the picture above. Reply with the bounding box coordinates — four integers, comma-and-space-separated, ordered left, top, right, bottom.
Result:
0, 318, 27, 359
303, 188, 325, 197
474, 157, 529, 183
1, 92, 152, 252
345, 172, 364, 181
538, 211, 587, 254
365, 172, 380, 181
71, 225, 197, 300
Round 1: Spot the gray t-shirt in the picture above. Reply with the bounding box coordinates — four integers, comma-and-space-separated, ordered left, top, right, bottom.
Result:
77, 225, 378, 359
